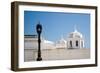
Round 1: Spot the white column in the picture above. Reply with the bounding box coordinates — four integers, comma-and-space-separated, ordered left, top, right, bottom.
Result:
74, 40, 76, 48
82, 40, 84, 48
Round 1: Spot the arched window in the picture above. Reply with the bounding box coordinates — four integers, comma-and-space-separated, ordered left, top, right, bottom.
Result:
70, 41, 72, 47
76, 40, 78, 47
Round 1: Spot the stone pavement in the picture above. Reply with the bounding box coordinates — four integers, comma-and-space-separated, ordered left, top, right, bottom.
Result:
24, 48, 90, 62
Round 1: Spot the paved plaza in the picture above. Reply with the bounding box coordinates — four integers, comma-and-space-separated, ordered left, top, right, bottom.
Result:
24, 48, 90, 62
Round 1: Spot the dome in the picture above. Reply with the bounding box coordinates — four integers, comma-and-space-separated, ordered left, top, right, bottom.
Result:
68, 29, 83, 38
57, 36, 66, 44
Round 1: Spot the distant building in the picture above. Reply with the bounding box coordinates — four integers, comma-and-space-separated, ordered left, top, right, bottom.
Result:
55, 36, 67, 49
67, 28, 84, 49
24, 27, 84, 50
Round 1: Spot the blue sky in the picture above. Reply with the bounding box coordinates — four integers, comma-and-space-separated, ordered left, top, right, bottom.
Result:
24, 11, 90, 48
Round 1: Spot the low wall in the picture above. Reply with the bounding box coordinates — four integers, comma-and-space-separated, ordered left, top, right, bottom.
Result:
24, 48, 90, 62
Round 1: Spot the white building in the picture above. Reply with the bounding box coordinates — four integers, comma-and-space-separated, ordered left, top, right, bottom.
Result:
67, 29, 84, 49
24, 35, 55, 50
24, 27, 84, 50
55, 36, 67, 49
24, 27, 88, 61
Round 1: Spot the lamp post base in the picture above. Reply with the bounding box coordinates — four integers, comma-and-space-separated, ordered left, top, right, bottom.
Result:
37, 57, 42, 61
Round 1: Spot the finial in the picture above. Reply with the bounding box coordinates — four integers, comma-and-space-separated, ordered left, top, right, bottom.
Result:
74, 25, 77, 32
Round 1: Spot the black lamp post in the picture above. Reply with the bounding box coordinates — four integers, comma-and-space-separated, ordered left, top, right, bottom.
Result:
36, 22, 42, 61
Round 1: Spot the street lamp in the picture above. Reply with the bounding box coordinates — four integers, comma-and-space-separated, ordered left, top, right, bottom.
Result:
36, 22, 42, 61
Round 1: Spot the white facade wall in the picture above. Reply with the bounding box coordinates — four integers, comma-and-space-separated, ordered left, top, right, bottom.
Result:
24, 37, 84, 50
67, 37, 84, 49
24, 29, 84, 50
55, 43, 67, 49
41, 42, 55, 49
24, 38, 38, 49
24, 37, 55, 50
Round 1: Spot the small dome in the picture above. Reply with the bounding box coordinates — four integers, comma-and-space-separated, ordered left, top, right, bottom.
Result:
69, 30, 83, 38
57, 36, 66, 44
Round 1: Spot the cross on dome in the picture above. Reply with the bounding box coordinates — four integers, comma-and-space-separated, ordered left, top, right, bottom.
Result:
74, 25, 78, 32
68, 25, 83, 38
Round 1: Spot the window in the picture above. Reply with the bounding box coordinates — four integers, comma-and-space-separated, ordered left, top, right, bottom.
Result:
76, 40, 78, 47
70, 41, 72, 47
